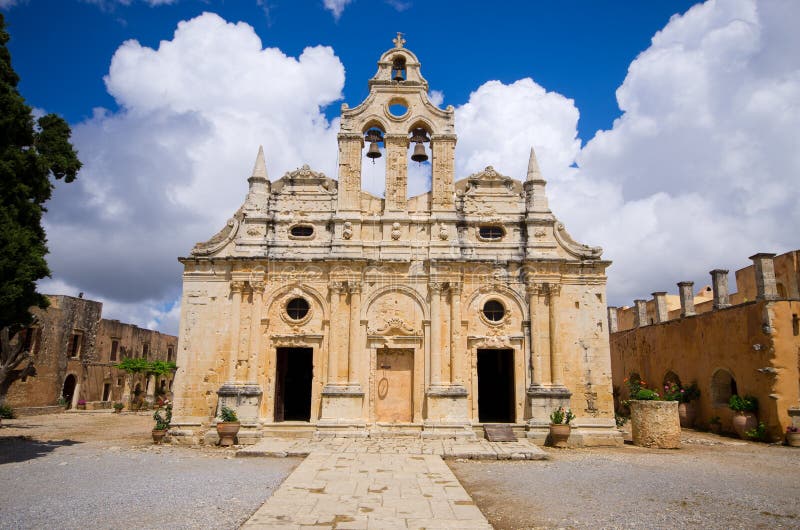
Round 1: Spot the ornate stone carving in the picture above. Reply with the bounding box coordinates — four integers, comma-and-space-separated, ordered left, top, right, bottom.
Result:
438, 225, 449, 240
534, 227, 547, 238
192, 216, 239, 256
342, 221, 353, 240
553, 222, 603, 259
230, 280, 247, 294
348, 281, 362, 294
250, 281, 266, 293
390, 222, 401, 240
368, 317, 418, 336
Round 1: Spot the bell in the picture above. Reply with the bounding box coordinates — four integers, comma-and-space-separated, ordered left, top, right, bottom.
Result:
367, 141, 382, 159
411, 142, 428, 163
393, 70, 404, 82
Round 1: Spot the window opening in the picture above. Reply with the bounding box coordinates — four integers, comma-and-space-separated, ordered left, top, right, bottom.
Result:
110, 339, 119, 361
67, 332, 82, 358
290, 225, 314, 237
287, 298, 310, 320
479, 226, 504, 240
482, 300, 505, 322
391, 57, 406, 81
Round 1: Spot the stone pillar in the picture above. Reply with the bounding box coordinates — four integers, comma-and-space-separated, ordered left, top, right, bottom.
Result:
431, 134, 456, 211
749, 253, 779, 300
633, 299, 648, 327
548, 284, 564, 387
336, 133, 363, 212
429, 281, 444, 388
227, 281, 245, 382
146, 374, 156, 402
449, 282, 462, 386
384, 134, 409, 212
710, 269, 730, 309
347, 281, 362, 385
527, 283, 543, 386
247, 281, 265, 383
121, 377, 131, 405
607, 306, 618, 333
327, 282, 345, 385
652, 292, 668, 323
678, 281, 695, 317
71, 380, 82, 409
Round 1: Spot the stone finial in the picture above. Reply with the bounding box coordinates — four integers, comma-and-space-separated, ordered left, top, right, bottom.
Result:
749, 253, 779, 301
526, 146, 543, 182
677, 281, 695, 317
607, 306, 618, 333
633, 300, 648, 327
652, 292, 668, 323
710, 269, 730, 309
248, 145, 268, 187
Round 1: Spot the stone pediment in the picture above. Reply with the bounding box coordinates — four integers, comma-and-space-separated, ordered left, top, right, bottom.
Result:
271, 165, 336, 195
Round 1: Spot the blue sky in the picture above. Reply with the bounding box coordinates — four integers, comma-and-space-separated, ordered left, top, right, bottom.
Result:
2, 0, 798, 334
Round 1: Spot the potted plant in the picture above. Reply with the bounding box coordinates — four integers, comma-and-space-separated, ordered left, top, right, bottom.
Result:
549, 407, 575, 448
216, 405, 240, 447
708, 416, 722, 435
664, 382, 700, 428
151, 402, 171, 444
729, 394, 758, 439
113, 402, 124, 414
786, 426, 800, 447
625, 375, 681, 449
76, 399, 86, 410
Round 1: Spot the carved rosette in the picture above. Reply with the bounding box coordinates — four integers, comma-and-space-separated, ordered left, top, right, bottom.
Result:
390, 222, 401, 241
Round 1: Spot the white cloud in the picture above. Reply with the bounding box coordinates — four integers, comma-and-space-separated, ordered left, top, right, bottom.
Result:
0, 0, 20, 8
323, 0, 353, 20
43, 12, 344, 334
428, 90, 444, 107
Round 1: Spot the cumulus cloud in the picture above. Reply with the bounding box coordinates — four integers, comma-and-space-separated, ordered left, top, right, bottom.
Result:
323, 0, 353, 20
41, 12, 344, 333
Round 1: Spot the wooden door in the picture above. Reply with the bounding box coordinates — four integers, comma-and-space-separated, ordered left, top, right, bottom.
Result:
375, 349, 413, 423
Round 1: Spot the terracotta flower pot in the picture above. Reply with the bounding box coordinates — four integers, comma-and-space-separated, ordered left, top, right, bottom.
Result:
152, 429, 167, 444
732, 411, 757, 439
785, 431, 800, 447
630, 400, 681, 448
709, 423, 722, 435
217, 422, 241, 447
549, 424, 571, 448
678, 402, 696, 428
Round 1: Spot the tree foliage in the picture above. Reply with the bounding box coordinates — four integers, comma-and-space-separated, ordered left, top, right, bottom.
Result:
0, 13, 81, 330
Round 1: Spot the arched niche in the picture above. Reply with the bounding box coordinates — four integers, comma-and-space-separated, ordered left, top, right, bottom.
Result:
710, 368, 737, 406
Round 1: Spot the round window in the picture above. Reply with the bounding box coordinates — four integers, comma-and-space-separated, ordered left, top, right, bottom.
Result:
286, 298, 310, 320
290, 225, 314, 238
482, 300, 505, 322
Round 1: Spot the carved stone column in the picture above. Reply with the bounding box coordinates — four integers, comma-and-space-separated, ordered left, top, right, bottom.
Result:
347, 281, 362, 386
384, 134, 409, 212
227, 281, 245, 382
327, 282, 345, 385
431, 134, 456, 211
449, 282, 462, 386
548, 284, 564, 387
247, 281, 265, 383
429, 281, 444, 387
336, 133, 363, 212
526, 283, 542, 386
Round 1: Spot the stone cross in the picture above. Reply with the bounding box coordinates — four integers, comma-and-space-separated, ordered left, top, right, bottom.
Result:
393, 32, 406, 48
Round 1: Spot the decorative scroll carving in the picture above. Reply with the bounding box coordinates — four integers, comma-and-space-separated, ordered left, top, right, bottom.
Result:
368, 317, 418, 336
191, 216, 240, 256
553, 221, 603, 259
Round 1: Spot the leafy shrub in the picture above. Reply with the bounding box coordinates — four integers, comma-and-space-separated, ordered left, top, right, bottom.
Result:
218, 405, 238, 423
549, 407, 575, 425
745, 422, 766, 441
615, 414, 628, 427
113, 402, 124, 411
0, 405, 15, 419
633, 388, 660, 401
729, 394, 758, 412
152, 404, 172, 431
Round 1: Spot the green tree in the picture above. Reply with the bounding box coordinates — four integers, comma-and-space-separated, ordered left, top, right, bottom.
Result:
0, 13, 81, 403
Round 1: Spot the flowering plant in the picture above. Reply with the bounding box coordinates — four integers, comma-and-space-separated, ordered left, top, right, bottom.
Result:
550, 407, 575, 425
662, 382, 700, 403
787, 425, 798, 433
624, 375, 660, 401
77, 399, 86, 406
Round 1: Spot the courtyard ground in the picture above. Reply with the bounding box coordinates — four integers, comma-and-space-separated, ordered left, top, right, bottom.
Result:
2, 413, 799, 529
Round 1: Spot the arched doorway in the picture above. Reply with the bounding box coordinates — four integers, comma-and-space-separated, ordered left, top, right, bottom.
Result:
62, 374, 77, 409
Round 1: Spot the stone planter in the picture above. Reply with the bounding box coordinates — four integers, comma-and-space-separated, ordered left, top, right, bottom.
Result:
151, 429, 167, 444
678, 402, 696, 428
548, 424, 571, 448
216, 422, 241, 447
786, 431, 800, 447
732, 411, 757, 439
630, 400, 681, 449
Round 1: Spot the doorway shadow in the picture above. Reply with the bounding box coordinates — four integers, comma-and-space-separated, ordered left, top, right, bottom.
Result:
0, 436, 81, 465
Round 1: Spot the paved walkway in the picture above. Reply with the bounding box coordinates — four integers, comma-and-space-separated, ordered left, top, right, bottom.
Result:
241, 452, 493, 529
239, 438, 546, 528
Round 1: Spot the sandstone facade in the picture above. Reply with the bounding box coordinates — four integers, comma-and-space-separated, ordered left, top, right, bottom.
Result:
171, 36, 621, 446
610, 251, 800, 441
5, 294, 177, 413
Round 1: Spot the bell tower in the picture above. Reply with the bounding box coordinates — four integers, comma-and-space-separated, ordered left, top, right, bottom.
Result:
336, 33, 456, 223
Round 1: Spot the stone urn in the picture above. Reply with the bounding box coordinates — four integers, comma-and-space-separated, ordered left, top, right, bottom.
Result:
732, 412, 757, 439
678, 402, 696, 428
786, 430, 800, 447
630, 400, 681, 449
549, 424, 571, 448
216, 422, 240, 447
151, 429, 167, 444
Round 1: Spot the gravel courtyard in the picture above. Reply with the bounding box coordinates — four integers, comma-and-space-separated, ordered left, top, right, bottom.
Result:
450, 431, 800, 529
0, 413, 299, 529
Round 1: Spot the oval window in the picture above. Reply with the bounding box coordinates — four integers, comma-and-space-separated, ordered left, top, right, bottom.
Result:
482, 300, 505, 322
479, 226, 504, 240
286, 298, 310, 320
290, 225, 314, 238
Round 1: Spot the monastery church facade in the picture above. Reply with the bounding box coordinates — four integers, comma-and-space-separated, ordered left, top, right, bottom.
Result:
171, 36, 621, 446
